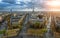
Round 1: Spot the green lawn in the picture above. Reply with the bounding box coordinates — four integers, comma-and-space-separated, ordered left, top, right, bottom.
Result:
27, 28, 47, 35
0, 30, 6, 34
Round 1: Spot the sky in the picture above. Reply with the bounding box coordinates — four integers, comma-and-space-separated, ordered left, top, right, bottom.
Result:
0, 0, 46, 10
0, 0, 60, 11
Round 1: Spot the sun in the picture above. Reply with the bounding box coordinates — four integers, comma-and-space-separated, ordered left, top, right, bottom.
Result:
47, 1, 60, 7
45, 0, 60, 10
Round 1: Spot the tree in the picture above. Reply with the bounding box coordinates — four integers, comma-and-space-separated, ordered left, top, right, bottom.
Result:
37, 15, 43, 19
56, 26, 60, 33
30, 22, 44, 29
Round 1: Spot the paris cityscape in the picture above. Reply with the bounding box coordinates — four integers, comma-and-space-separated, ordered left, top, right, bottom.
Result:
0, 0, 60, 38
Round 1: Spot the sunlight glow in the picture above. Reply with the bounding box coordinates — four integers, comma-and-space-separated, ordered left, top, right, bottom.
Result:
0, 0, 2, 2
45, 0, 60, 11
47, 1, 60, 7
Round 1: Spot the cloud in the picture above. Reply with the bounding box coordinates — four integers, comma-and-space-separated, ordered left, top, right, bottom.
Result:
0, 0, 48, 10
0, 1, 14, 10
3, 0, 33, 9
18, 0, 31, 2
2, 0, 15, 4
